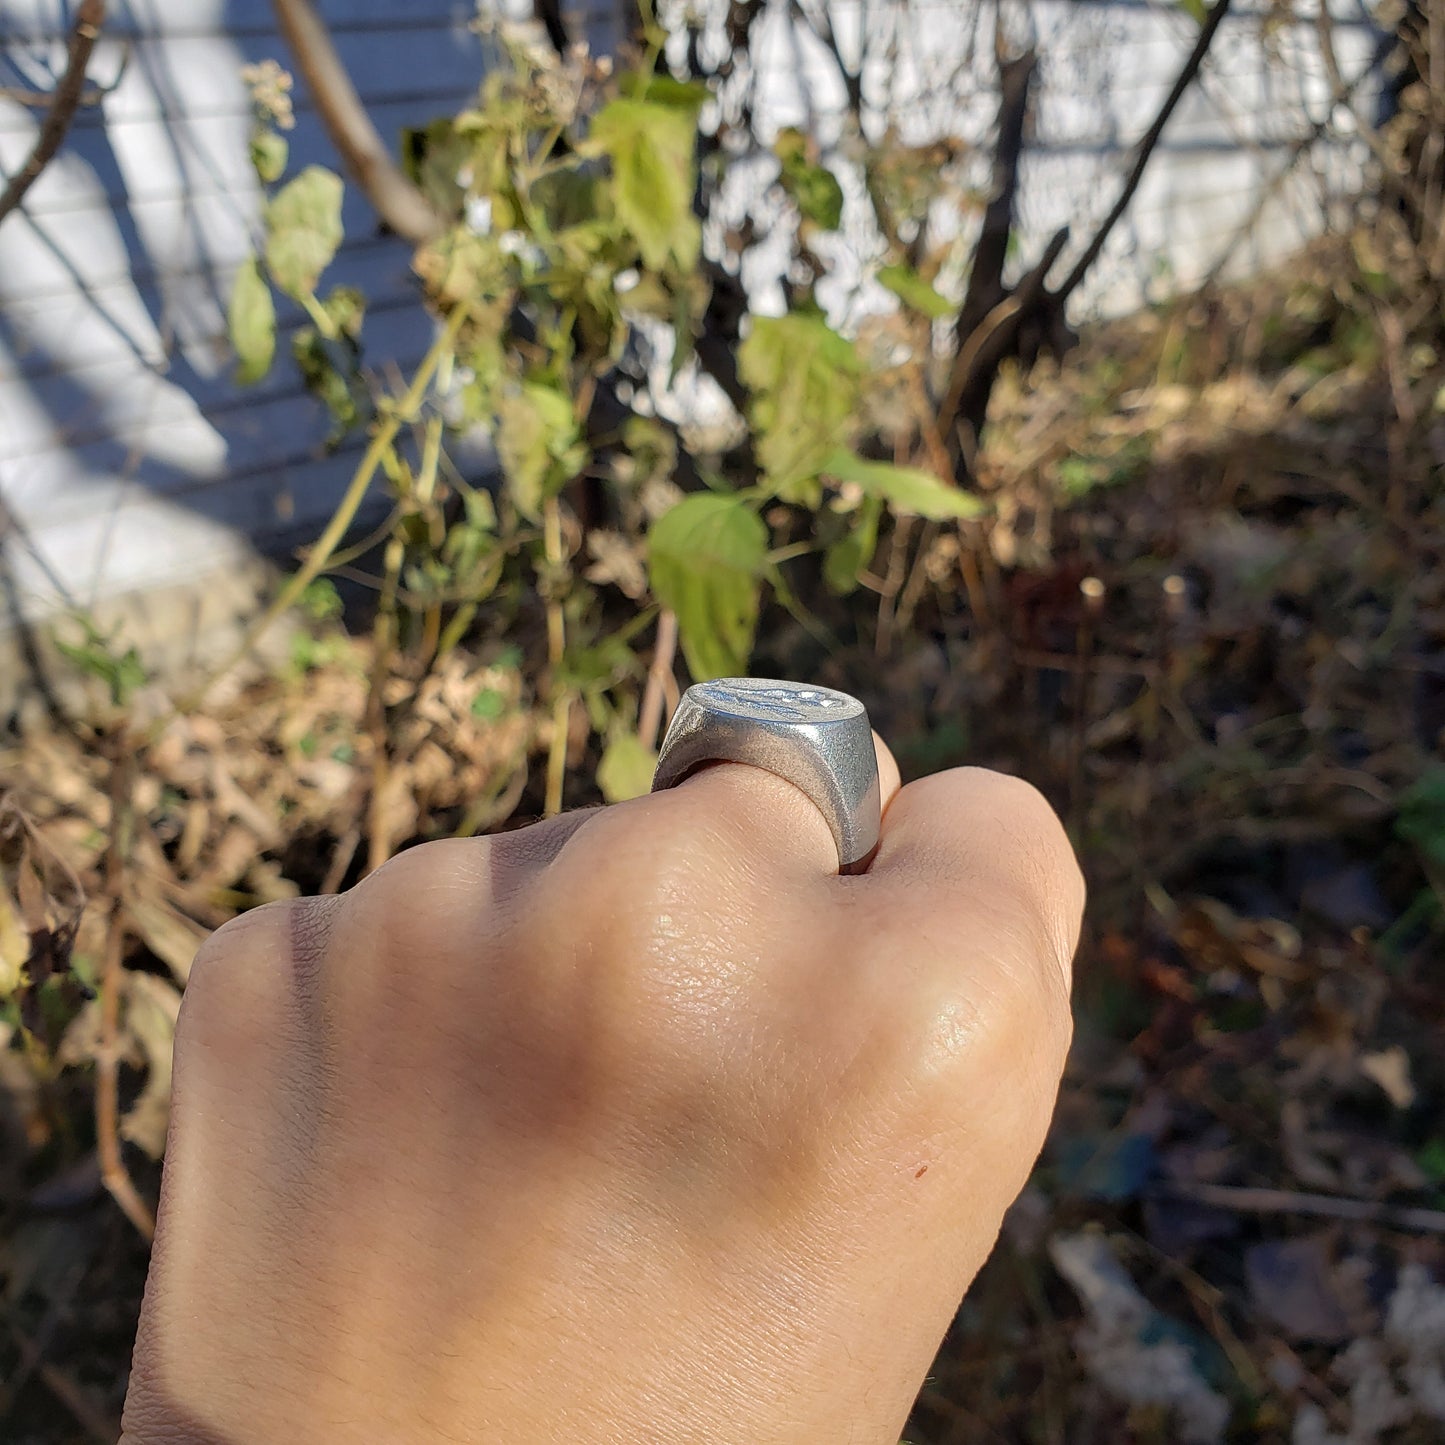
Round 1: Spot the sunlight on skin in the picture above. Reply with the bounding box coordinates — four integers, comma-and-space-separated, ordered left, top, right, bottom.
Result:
121, 746, 1083, 1445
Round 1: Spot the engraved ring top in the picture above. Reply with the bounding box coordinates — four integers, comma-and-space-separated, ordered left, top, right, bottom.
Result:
651, 678, 880, 874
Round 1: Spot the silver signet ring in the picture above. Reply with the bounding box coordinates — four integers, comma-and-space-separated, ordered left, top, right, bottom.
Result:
651, 678, 881, 874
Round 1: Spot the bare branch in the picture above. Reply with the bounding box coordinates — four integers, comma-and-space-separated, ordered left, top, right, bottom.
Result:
0, 84, 103, 107
940, 224, 1070, 460
271, 0, 445, 245
1159, 1179, 1445, 1236
534, 0, 571, 58
1053, 0, 1233, 307
639, 610, 678, 750
97, 745, 156, 1244
955, 48, 1037, 347
1200, 29, 1395, 290
0, 0, 108, 228
1317, 0, 1419, 211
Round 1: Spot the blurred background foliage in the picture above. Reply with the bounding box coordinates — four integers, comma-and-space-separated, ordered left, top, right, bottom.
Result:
4, 0, 1445, 1441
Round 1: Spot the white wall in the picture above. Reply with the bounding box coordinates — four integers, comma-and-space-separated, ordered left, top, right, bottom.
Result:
0, 0, 1385, 664
0, 0, 492, 639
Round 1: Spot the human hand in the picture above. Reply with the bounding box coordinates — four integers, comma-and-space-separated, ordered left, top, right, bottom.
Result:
121, 740, 1082, 1444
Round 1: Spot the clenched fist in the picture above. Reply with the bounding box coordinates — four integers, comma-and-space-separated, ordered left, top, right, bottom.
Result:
122, 742, 1082, 1444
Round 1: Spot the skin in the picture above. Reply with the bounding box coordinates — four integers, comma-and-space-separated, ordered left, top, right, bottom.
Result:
121, 738, 1084, 1444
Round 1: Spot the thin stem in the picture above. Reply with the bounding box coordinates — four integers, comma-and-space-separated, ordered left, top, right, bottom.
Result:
96, 743, 155, 1243
415, 413, 445, 666
179, 299, 472, 713
0, 0, 107, 227
365, 528, 405, 875
543, 496, 569, 816
639, 609, 678, 750
299, 287, 340, 340
1054, 0, 1233, 306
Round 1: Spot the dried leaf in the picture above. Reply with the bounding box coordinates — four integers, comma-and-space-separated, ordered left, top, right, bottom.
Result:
127, 888, 208, 986
1245, 1234, 1353, 1343
119, 973, 182, 1161
597, 732, 656, 804
0, 890, 25, 998
1360, 1046, 1416, 1109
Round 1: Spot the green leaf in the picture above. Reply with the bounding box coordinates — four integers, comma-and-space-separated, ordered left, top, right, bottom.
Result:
249, 127, 289, 185
739, 314, 861, 503
264, 165, 344, 301
470, 687, 506, 720
291, 325, 369, 442
824, 494, 882, 596
319, 284, 366, 339
649, 493, 768, 681
588, 99, 700, 272
53, 630, 147, 707
878, 263, 952, 320
618, 74, 710, 111
1177, 0, 1208, 22
227, 255, 276, 385
401, 116, 471, 217
1399, 768, 1445, 871
823, 450, 985, 519
297, 578, 343, 621
597, 731, 658, 803
495, 382, 587, 520
775, 128, 844, 231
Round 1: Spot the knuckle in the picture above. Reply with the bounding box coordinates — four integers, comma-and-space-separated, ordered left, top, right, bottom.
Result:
184, 899, 293, 1001
540, 794, 747, 945
343, 836, 494, 979
174, 899, 302, 1063
913, 894, 1073, 1085
952, 769, 1085, 988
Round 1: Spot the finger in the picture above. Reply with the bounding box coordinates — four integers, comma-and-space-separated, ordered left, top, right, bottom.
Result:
863, 767, 1084, 995
873, 730, 902, 818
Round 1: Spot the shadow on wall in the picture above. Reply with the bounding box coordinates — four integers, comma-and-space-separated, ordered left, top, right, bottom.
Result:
0, 0, 492, 642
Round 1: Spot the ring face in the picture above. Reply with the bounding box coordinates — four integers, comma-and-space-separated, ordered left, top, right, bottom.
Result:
651, 678, 880, 873
687, 678, 864, 726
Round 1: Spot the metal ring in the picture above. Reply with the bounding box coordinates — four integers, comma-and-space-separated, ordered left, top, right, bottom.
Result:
651, 678, 880, 873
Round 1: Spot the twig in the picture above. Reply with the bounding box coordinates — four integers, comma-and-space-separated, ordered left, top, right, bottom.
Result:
1315, 0, 1419, 215
364, 527, 405, 876
0, 1249, 92, 1427
320, 824, 360, 894
271, 0, 443, 244
1200, 30, 1395, 291
1069, 576, 1105, 834
639, 609, 678, 751
455, 756, 529, 839
874, 498, 915, 658
894, 519, 939, 640
954, 48, 1037, 347
543, 497, 570, 817
1053, 0, 1234, 307
5, 1326, 117, 1444
96, 743, 155, 1243
0, 84, 104, 107
1158, 1180, 1445, 1235
940, 226, 1070, 451
0, 0, 107, 227
533, 0, 571, 56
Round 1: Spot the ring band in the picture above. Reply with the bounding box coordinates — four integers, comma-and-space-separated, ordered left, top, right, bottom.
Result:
651, 678, 881, 873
